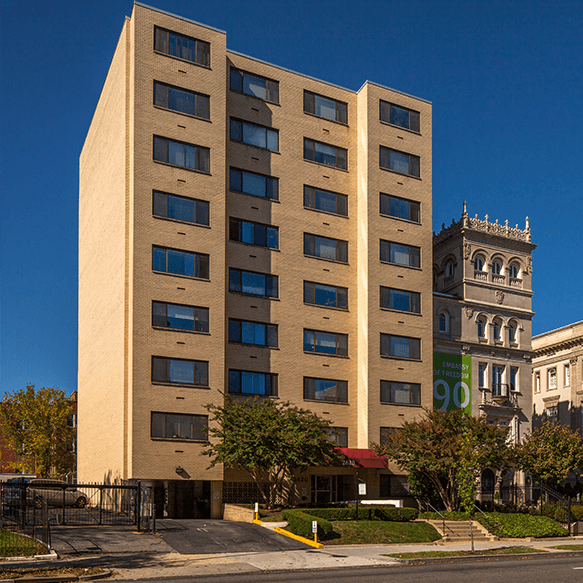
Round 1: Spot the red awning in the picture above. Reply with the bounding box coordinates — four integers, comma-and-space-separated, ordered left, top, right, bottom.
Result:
338, 448, 387, 469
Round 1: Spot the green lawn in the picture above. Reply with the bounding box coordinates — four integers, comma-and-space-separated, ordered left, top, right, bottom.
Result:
323, 520, 440, 546
551, 544, 583, 551
386, 547, 547, 559
0, 530, 47, 557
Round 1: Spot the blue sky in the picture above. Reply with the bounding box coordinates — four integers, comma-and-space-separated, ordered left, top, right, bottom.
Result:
1, 0, 582, 396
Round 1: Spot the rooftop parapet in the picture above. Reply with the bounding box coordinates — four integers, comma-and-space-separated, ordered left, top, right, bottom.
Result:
433, 201, 531, 245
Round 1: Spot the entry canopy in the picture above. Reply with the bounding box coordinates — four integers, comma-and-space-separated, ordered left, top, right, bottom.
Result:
339, 448, 387, 469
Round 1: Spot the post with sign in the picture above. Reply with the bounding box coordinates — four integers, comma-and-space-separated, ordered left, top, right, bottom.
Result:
312, 520, 318, 543
355, 471, 359, 522
254, 502, 259, 521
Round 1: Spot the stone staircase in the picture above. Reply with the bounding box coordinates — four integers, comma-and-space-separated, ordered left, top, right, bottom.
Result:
425, 519, 498, 543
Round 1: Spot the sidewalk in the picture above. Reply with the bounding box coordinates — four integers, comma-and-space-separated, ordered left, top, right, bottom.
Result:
4, 524, 583, 580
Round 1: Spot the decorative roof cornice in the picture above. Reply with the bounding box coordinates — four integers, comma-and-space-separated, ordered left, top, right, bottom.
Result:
433, 201, 533, 246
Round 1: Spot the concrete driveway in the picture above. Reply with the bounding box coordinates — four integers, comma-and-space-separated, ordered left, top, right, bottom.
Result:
156, 519, 310, 554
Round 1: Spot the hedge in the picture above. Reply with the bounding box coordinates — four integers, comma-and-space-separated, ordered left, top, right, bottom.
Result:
285, 506, 418, 524
477, 512, 568, 538
282, 509, 333, 539
529, 503, 583, 523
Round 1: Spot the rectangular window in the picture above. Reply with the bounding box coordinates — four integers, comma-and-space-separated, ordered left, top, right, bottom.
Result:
379, 100, 420, 132
229, 218, 278, 249
152, 356, 208, 387
380, 381, 420, 405
153, 246, 209, 279
379, 193, 420, 223
229, 319, 278, 347
379, 146, 420, 177
548, 368, 557, 389
230, 68, 279, 103
492, 365, 505, 395
304, 185, 348, 216
304, 329, 348, 356
479, 363, 487, 388
151, 412, 208, 441
230, 118, 278, 152
510, 367, 519, 392
153, 191, 209, 226
229, 168, 278, 200
228, 370, 278, 396
154, 27, 210, 67
380, 474, 409, 497
380, 240, 420, 267
327, 427, 348, 447
565, 364, 570, 387
229, 268, 278, 298
154, 81, 210, 119
304, 91, 348, 124
152, 302, 209, 333
153, 136, 210, 172
380, 287, 420, 313
304, 281, 348, 310
380, 427, 399, 445
380, 334, 420, 360
304, 138, 347, 170
304, 233, 348, 263
304, 377, 348, 403
535, 372, 541, 393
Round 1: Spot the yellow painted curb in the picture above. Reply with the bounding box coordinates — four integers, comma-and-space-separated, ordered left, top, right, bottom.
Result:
252, 519, 262, 525
274, 527, 324, 549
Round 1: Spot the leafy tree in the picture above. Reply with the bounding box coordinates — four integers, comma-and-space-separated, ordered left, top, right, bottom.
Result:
203, 396, 343, 508
0, 385, 75, 477
516, 420, 583, 487
373, 409, 509, 511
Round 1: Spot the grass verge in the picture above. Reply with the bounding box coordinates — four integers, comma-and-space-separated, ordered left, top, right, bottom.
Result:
0, 567, 105, 580
323, 520, 440, 546
551, 544, 583, 550
0, 530, 47, 557
386, 547, 548, 559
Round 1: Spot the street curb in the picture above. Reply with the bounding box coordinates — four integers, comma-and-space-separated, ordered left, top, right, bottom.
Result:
0, 569, 112, 583
273, 527, 324, 549
389, 549, 583, 565
1, 551, 59, 563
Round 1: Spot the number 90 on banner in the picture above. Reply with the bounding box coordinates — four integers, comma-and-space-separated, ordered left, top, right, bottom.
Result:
433, 352, 472, 414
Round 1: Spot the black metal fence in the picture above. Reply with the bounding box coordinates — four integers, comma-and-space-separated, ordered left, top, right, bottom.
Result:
1, 482, 153, 531
1, 495, 51, 553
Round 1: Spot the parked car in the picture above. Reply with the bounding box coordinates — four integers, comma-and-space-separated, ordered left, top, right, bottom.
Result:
28, 479, 88, 508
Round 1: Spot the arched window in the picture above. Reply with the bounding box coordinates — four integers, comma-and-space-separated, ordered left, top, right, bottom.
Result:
492, 260, 502, 275
474, 256, 484, 271
481, 469, 495, 494
509, 264, 519, 278
445, 261, 454, 277
439, 313, 449, 333
477, 317, 487, 339
508, 323, 517, 343
493, 320, 502, 341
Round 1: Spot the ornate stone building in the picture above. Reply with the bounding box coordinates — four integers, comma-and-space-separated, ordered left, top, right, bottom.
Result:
532, 321, 583, 432
433, 203, 536, 499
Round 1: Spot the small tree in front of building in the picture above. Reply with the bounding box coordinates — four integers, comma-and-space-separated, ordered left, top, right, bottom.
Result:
373, 408, 510, 512
0, 385, 75, 477
203, 396, 343, 508
516, 420, 583, 488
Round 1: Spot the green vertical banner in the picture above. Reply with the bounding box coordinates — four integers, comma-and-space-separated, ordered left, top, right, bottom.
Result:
433, 352, 472, 414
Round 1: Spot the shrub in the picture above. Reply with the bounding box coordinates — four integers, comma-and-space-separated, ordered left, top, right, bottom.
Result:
478, 512, 568, 538
282, 509, 333, 539
530, 503, 583, 523
418, 511, 471, 521
304, 506, 418, 522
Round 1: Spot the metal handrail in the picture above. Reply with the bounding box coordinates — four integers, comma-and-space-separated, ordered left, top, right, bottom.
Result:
427, 503, 450, 538
473, 503, 506, 538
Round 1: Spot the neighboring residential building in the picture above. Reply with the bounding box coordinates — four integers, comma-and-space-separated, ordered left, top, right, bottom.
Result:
532, 321, 583, 431
78, 3, 433, 517
432, 203, 536, 502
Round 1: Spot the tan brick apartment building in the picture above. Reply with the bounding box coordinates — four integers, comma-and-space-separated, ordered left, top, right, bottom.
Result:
78, 2, 432, 518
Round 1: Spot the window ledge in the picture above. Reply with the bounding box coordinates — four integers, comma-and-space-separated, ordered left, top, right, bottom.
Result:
228, 342, 279, 350
229, 189, 280, 203
303, 158, 349, 173
229, 88, 281, 106
229, 240, 280, 252
228, 291, 280, 301
152, 326, 210, 336
304, 206, 349, 219
303, 398, 350, 405
380, 355, 422, 362
303, 351, 349, 359
151, 382, 210, 389
304, 302, 349, 312
304, 254, 349, 266
153, 104, 212, 123
303, 111, 349, 127
153, 50, 212, 70
380, 260, 422, 271
379, 166, 421, 181
153, 160, 211, 175
478, 337, 488, 343
379, 119, 422, 136
380, 401, 422, 407
153, 271, 210, 283
230, 139, 281, 155
380, 307, 422, 317
153, 215, 211, 229
379, 213, 421, 226
151, 437, 208, 443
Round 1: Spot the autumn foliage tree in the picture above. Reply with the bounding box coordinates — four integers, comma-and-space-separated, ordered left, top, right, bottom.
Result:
374, 409, 510, 511
0, 385, 75, 477
203, 397, 343, 508
516, 420, 583, 487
